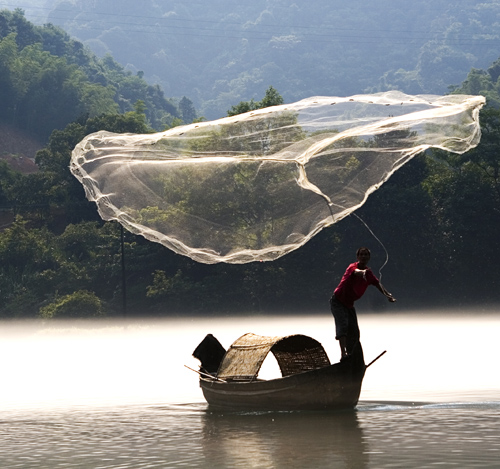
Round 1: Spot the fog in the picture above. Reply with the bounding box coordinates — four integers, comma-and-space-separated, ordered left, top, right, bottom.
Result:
1, 311, 499, 410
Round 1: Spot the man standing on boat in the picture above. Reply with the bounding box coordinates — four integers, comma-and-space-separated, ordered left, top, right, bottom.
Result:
330, 247, 396, 361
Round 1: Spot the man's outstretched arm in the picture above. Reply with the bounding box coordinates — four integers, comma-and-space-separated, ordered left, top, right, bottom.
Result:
376, 283, 396, 302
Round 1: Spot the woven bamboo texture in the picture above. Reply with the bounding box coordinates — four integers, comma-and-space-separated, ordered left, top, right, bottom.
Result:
217, 333, 331, 380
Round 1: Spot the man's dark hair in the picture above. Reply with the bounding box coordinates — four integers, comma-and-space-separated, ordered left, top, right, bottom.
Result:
356, 247, 371, 256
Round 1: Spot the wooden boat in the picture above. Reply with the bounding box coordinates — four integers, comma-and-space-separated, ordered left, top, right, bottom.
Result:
192, 332, 373, 411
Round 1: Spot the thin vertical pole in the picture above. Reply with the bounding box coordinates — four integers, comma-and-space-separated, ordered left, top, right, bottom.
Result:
120, 224, 127, 317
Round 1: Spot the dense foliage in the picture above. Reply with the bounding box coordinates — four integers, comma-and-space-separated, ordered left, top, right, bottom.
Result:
0, 10, 499, 317
0, 8, 192, 141
1, 71, 500, 317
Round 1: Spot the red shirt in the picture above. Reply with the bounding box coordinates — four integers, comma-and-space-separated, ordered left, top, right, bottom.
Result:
334, 262, 380, 308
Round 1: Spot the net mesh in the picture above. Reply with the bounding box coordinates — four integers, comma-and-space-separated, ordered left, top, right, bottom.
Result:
70, 91, 484, 264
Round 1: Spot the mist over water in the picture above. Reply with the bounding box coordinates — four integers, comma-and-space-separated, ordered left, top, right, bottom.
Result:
2, 310, 498, 409
1, 311, 499, 468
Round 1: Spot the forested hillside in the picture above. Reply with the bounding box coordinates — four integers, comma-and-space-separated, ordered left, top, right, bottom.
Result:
18, 0, 500, 118
0, 8, 192, 142
0, 8, 500, 318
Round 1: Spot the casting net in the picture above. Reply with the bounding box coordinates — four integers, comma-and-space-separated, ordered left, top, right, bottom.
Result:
70, 91, 484, 264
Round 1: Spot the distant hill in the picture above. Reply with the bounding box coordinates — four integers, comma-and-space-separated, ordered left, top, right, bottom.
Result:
23, 0, 500, 118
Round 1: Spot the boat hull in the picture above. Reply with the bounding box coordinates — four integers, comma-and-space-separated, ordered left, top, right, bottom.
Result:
200, 344, 366, 411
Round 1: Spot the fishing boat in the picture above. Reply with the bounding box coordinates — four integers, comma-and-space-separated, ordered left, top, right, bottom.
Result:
191, 332, 382, 411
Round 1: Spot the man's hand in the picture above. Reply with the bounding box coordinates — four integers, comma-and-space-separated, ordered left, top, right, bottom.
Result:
354, 268, 367, 280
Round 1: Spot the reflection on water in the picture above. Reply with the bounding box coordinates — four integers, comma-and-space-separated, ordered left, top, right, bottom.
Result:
201, 410, 368, 469
358, 401, 500, 468
1, 402, 500, 468
0, 311, 499, 468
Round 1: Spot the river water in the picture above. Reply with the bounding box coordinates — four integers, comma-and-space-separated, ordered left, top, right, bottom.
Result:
0, 311, 499, 468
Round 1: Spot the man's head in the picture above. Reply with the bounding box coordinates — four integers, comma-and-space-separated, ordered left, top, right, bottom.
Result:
356, 247, 371, 265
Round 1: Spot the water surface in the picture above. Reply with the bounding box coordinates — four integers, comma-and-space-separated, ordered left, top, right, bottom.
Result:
0, 311, 498, 468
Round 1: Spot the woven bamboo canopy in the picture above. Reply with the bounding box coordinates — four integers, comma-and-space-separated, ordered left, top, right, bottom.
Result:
217, 333, 331, 380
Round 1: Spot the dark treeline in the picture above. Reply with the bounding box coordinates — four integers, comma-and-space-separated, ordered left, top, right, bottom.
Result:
1, 10, 500, 318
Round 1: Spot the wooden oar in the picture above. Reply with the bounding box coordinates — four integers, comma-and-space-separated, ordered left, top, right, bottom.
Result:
184, 365, 227, 382
366, 350, 387, 368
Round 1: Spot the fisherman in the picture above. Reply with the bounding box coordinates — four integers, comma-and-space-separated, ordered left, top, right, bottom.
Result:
330, 247, 396, 361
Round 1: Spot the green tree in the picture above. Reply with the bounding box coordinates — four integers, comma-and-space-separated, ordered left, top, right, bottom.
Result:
0, 216, 59, 317
227, 86, 284, 116
457, 107, 500, 207
0, 160, 21, 205
39, 290, 105, 318
259, 86, 284, 108
0, 33, 17, 119
179, 96, 197, 123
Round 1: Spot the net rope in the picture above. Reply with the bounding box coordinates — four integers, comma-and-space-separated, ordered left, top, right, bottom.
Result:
70, 91, 484, 264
